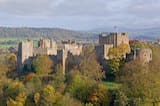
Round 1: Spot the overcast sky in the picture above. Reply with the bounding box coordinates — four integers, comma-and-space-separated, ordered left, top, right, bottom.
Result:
0, 0, 159, 30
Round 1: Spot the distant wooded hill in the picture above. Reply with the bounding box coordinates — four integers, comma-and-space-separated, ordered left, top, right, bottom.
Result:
0, 27, 97, 41
90, 26, 160, 40
0, 27, 158, 42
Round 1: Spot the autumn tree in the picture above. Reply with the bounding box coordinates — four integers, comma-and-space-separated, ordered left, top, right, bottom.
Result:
130, 41, 148, 50
67, 71, 96, 103
25, 75, 42, 95
7, 53, 17, 72
60, 94, 83, 106
117, 58, 160, 105
2, 80, 25, 105
52, 64, 65, 92
7, 92, 26, 106
37, 85, 62, 106
87, 84, 111, 106
32, 55, 53, 75
79, 46, 104, 81
113, 90, 128, 106
108, 44, 130, 58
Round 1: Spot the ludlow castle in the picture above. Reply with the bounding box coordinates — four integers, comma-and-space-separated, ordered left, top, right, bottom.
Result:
17, 32, 152, 74
17, 38, 82, 74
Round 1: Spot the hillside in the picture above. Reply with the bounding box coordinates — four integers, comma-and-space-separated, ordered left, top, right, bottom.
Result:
90, 26, 160, 40
0, 27, 97, 41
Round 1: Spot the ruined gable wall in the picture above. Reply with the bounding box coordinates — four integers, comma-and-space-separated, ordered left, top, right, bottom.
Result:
64, 44, 82, 55
137, 48, 152, 63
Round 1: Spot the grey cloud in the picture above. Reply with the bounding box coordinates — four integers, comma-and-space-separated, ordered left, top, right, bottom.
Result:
128, 0, 160, 17
0, 0, 53, 15
0, 0, 127, 16
0, 0, 160, 30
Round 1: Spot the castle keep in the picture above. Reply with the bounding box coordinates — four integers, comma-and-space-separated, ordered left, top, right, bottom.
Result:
99, 32, 129, 47
96, 32, 130, 60
17, 38, 82, 74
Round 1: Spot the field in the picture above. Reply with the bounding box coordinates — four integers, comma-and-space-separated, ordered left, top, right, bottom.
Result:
0, 37, 20, 48
0, 37, 40, 48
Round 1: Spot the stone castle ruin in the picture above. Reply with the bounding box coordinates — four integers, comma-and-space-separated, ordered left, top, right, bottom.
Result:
95, 32, 130, 60
99, 32, 130, 47
17, 32, 152, 75
33, 38, 57, 56
95, 32, 152, 63
17, 38, 82, 74
127, 48, 152, 63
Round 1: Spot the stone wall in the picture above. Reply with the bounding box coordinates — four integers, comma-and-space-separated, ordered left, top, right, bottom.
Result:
33, 48, 57, 56
57, 49, 68, 74
38, 38, 57, 49
17, 38, 82, 74
126, 48, 152, 63
63, 44, 82, 56
136, 48, 152, 63
95, 44, 113, 61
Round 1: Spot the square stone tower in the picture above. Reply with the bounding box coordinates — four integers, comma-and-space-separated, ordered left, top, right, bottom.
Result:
17, 39, 33, 72
99, 32, 129, 47
96, 32, 130, 61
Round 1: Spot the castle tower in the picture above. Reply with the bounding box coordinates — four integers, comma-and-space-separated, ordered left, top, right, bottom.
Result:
96, 32, 130, 61
99, 32, 129, 47
17, 39, 33, 72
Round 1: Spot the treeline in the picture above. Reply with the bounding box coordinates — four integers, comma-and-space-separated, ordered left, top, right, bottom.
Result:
0, 43, 160, 106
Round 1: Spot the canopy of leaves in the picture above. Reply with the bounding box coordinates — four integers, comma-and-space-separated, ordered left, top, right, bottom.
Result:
79, 46, 104, 81
32, 55, 53, 75
7, 92, 26, 106
67, 72, 96, 103
130, 42, 148, 50
37, 85, 62, 106
108, 44, 130, 58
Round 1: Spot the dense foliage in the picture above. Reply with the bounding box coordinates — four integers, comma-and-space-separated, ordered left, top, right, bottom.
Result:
0, 44, 160, 106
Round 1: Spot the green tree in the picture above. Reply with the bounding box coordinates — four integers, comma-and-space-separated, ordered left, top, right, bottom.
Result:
7, 53, 17, 72
130, 42, 148, 50
37, 85, 62, 106
67, 71, 96, 103
25, 75, 42, 95
33, 55, 53, 75
6, 54, 17, 79
79, 46, 104, 81
105, 58, 121, 81
2, 80, 25, 105
108, 44, 130, 58
52, 64, 65, 92
87, 84, 111, 106
117, 60, 160, 105
7, 92, 26, 106
114, 90, 128, 106
60, 94, 83, 106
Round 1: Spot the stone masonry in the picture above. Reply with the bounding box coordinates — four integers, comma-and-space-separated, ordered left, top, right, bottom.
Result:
17, 38, 82, 74
126, 48, 152, 63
